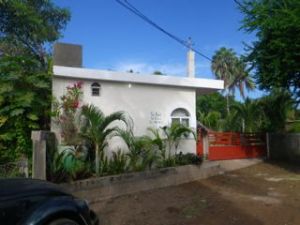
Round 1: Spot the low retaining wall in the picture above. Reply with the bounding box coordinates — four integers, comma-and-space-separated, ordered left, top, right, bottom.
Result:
62, 159, 262, 203
268, 133, 300, 163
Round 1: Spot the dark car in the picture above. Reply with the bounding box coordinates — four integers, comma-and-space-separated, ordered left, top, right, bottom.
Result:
0, 178, 98, 225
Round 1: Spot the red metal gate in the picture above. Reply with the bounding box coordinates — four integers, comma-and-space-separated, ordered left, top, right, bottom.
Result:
197, 129, 204, 157
197, 131, 266, 161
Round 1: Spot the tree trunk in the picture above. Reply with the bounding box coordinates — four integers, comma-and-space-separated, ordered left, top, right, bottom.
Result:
242, 119, 245, 133
226, 93, 230, 115
95, 144, 99, 175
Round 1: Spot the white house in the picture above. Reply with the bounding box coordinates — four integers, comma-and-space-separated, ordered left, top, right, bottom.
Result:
51, 43, 223, 154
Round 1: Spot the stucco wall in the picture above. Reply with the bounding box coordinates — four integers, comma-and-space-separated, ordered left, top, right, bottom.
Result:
52, 77, 197, 154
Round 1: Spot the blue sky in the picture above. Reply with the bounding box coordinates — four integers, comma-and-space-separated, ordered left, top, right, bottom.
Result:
54, 0, 263, 99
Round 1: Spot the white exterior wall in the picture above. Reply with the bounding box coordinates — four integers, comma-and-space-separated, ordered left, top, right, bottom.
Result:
52, 77, 197, 154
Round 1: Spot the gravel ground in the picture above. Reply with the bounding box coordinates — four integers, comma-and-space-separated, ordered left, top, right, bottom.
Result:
92, 161, 300, 225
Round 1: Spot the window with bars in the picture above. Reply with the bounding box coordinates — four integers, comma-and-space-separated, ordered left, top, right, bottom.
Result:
91, 82, 101, 96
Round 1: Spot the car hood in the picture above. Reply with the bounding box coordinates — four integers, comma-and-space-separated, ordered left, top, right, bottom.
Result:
0, 178, 70, 200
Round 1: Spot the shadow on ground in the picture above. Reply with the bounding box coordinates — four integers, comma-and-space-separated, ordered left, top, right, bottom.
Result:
264, 159, 300, 174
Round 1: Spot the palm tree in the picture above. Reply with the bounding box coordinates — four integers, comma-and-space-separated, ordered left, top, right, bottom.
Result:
162, 123, 196, 158
211, 47, 255, 112
79, 104, 129, 174
147, 127, 166, 161
231, 98, 262, 132
230, 58, 255, 99
211, 47, 238, 114
197, 110, 222, 131
115, 129, 156, 171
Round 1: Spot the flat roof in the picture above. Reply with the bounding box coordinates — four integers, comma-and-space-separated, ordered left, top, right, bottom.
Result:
53, 66, 224, 93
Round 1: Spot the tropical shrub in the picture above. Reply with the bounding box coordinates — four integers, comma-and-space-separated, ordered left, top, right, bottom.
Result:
108, 149, 128, 175
116, 129, 158, 171
147, 127, 166, 162
79, 104, 129, 175
47, 146, 92, 183
162, 123, 196, 157
175, 152, 202, 166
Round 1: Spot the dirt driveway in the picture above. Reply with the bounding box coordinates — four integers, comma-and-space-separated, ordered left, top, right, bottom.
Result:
92, 162, 300, 225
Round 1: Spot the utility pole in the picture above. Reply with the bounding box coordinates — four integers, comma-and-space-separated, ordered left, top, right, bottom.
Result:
187, 37, 195, 78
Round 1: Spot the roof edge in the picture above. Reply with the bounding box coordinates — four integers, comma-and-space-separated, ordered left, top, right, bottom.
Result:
53, 65, 224, 91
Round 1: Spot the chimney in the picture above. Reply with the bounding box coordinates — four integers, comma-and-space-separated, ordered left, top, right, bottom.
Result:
187, 49, 195, 78
53, 42, 82, 67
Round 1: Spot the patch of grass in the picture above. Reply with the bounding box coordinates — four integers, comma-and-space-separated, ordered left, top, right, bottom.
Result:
181, 200, 208, 219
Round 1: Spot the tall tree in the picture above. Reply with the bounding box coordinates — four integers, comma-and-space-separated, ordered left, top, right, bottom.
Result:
0, 0, 70, 162
236, 0, 300, 105
259, 90, 293, 132
0, 0, 70, 66
211, 47, 237, 114
211, 47, 254, 113
231, 58, 255, 98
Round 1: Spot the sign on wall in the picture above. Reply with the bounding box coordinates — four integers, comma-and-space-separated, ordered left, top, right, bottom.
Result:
149, 111, 162, 126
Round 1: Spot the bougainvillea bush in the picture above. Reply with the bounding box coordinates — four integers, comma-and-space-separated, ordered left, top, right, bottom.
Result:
52, 81, 83, 145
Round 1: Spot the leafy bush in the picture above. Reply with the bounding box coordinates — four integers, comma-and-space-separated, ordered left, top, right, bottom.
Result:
47, 146, 92, 183
116, 129, 157, 172
175, 152, 203, 166
0, 57, 52, 162
108, 149, 128, 175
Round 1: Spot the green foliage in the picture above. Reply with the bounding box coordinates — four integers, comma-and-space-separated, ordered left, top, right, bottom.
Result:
79, 104, 130, 174
108, 149, 128, 174
153, 71, 164, 75
147, 127, 166, 161
197, 89, 295, 133
47, 146, 92, 183
0, 0, 70, 64
97, 151, 109, 176
161, 157, 176, 168
259, 90, 293, 132
197, 93, 229, 119
175, 152, 203, 166
116, 129, 157, 172
52, 81, 83, 145
0, 0, 70, 163
287, 122, 300, 133
211, 47, 255, 105
236, 0, 300, 104
198, 111, 222, 131
162, 123, 196, 157
231, 98, 263, 132
0, 57, 51, 162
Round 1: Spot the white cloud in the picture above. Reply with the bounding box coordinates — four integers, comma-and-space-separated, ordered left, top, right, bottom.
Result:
114, 61, 185, 76
113, 60, 212, 77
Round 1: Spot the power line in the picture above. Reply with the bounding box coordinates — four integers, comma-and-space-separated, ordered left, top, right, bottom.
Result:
115, 0, 212, 61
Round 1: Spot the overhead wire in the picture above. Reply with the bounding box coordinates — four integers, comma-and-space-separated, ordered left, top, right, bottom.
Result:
115, 0, 212, 61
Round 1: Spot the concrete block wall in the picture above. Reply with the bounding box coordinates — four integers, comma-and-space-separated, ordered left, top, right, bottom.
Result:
62, 159, 262, 203
268, 133, 300, 163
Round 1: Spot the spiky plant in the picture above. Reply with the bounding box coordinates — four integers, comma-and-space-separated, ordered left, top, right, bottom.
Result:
162, 123, 196, 158
79, 104, 129, 175
108, 149, 128, 174
116, 129, 157, 171
147, 127, 166, 161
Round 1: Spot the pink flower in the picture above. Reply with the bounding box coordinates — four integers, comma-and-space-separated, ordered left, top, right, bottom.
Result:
77, 81, 83, 89
73, 100, 79, 108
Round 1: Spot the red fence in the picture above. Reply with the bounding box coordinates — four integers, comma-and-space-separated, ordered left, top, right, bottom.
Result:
197, 131, 266, 161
